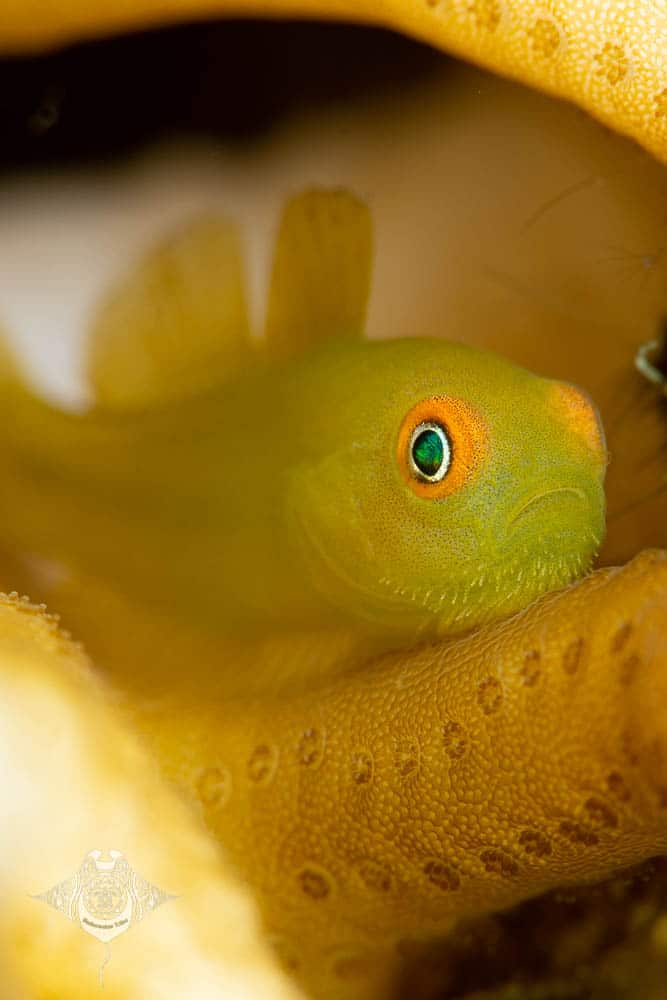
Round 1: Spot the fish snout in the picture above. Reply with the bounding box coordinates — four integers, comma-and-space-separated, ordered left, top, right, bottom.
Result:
548, 381, 607, 470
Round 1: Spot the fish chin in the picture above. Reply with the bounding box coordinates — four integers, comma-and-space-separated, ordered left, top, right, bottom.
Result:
433, 541, 599, 638
290, 496, 438, 638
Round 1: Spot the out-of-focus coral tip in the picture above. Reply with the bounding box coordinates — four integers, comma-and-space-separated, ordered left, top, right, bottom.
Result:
549, 380, 607, 467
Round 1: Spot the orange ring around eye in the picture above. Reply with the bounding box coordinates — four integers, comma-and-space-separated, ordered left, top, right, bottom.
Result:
397, 396, 489, 499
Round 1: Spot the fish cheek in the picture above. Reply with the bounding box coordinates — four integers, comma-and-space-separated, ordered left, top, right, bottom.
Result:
284, 448, 381, 621
397, 490, 488, 593
285, 452, 493, 632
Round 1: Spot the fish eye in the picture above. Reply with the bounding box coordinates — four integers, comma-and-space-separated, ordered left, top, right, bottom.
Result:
397, 395, 489, 500
409, 422, 452, 482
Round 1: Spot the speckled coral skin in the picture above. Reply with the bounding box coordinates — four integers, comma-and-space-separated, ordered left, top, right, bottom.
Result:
2, 0, 667, 166
128, 550, 667, 998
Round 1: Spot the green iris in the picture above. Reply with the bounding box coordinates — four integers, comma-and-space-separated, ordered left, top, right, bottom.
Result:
412, 428, 445, 477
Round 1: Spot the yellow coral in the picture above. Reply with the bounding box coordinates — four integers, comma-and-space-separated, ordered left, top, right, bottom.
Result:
135, 550, 667, 998
0, 592, 301, 1000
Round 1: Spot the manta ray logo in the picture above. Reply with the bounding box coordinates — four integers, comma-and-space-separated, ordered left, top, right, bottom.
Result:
33, 849, 175, 984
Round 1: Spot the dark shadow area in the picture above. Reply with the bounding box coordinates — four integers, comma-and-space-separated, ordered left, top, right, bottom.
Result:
395, 858, 667, 999
0, 19, 446, 171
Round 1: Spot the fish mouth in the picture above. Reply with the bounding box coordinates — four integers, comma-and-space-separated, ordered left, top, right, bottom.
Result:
509, 486, 587, 530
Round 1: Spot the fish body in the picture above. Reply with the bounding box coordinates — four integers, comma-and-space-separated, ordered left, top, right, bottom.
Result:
0, 328, 606, 642
0, 191, 607, 654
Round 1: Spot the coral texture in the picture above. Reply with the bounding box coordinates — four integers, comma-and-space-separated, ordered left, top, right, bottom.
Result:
140, 551, 667, 997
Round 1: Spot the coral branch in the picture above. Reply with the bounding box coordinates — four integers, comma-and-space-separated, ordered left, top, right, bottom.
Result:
155, 551, 667, 998
0, 594, 301, 1000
